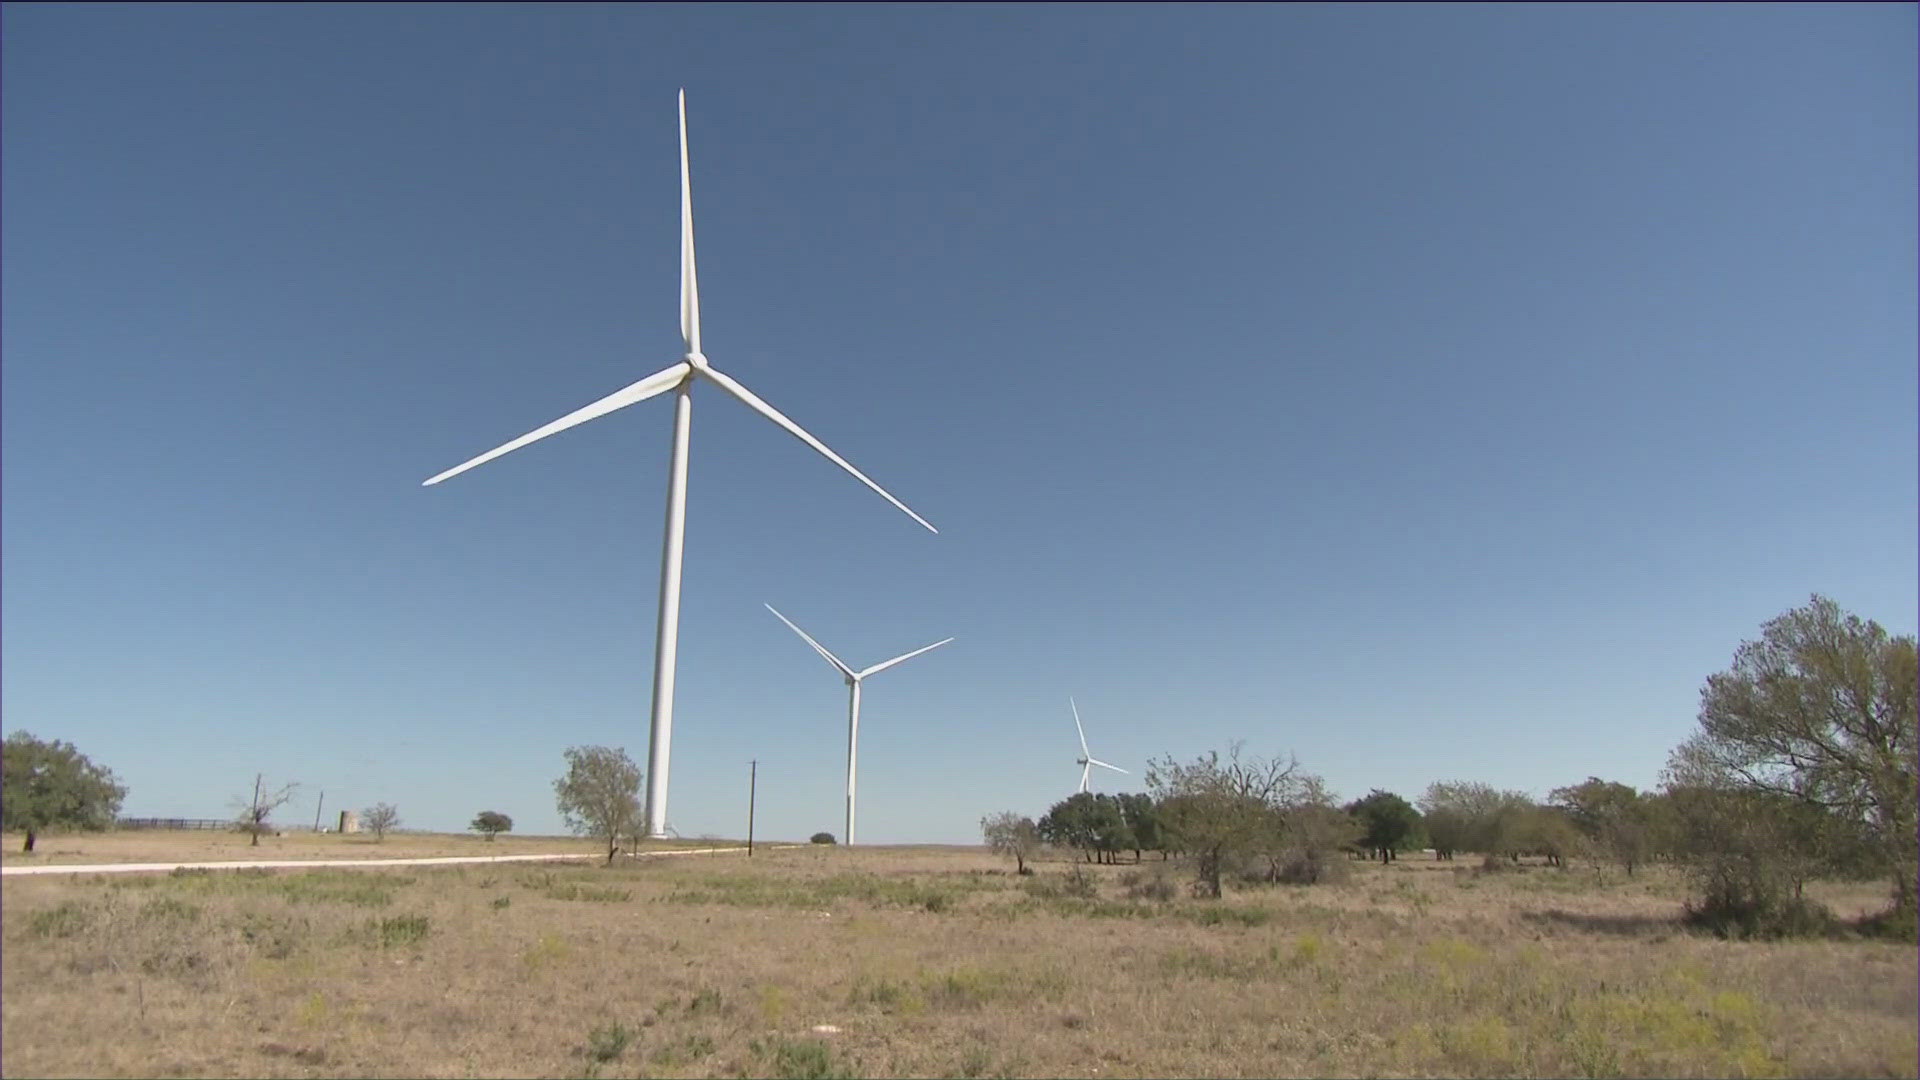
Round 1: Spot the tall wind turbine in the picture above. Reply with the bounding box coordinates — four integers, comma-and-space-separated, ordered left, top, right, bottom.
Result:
423, 92, 937, 839
1071, 698, 1127, 793
765, 604, 951, 845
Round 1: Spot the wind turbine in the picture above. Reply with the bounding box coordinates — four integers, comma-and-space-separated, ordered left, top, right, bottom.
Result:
765, 603, 951, 845
1070, 698, 1127, 793
423, 91, 937, 839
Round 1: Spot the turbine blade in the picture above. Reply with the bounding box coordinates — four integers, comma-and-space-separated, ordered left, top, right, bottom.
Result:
697, 365, 937, 534
422, 362, 691, 486
1071, 698, 1089, 757
857, 637, 953, 680
1090, 759, 1128, 774
679, 89, 701, 355
765, 604, 854, 679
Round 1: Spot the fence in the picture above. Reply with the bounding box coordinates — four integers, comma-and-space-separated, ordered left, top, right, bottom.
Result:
115, 818, 234, 831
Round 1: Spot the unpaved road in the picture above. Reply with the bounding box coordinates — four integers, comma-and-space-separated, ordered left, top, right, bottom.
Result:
0, 845, 758, 877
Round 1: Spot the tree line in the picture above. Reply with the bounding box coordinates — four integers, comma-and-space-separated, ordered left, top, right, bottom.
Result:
983, 595, 1915, 937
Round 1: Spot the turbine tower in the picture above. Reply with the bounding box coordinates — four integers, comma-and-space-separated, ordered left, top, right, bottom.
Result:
423, 92, 937, 838
1071, 698, 1127, 793
766, 604, 951, 845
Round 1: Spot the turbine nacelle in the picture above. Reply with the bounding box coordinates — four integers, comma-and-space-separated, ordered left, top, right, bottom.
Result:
1069, 697, 1128, 793
765, 604, 952, 845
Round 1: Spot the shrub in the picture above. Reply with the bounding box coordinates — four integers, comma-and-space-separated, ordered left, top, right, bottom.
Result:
1060, 867, 1098, 899
810, 832, 837, 845
1121, 869, 1177, 901
1683, 885, 1839, 940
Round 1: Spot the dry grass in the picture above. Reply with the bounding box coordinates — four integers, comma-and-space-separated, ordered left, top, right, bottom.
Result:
0, 830, 738, 867
3, 845, 1913, 1078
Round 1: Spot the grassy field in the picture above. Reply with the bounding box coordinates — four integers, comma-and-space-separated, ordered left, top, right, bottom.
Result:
0, 830, 742, 866
2, 841, 1913, 1079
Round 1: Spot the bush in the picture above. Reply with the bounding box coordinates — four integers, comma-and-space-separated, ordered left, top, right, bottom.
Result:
1683, 884, 1839, 940
1275, 850, 1351, 885
810, 832, 837, 845
1060, 867, 1098, 899
1121, 869, 1177, 901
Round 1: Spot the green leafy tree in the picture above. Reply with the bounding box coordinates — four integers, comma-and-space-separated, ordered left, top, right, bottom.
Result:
1419, 781, 1533, 860
470, 810, 513, 840
1038, 792, 1132, 864
1116, 792, 1163, 861
1344, 789, 1423, 862
553, 746, 643, 864
810, 832, 837, 845
1668, 595, 1918, 926
362, 802, 400, 841
1258, 775, 1362, 884
1549, 778, 1656, 874
1, 732, 127, 853
980, 812, 1039, 874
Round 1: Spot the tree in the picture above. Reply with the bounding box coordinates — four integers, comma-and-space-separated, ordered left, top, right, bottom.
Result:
1146, 742, 1302, 898
980, 812, 1039, 874
1, 732, 127, 853
232, 773, 300, 847
1259, 775, 1362, 884
1344, 789, 1423, 862
1037, 793, 1133, 864
1668, 595, 1918, 925
1418, 781, 1533, 860
810, 832, 837, 845
471, 810, 513, 840
1116, 793, 1163, 861
553, 746, 642, 864
1549, 778, 1656, 874
362, 802, 400, 841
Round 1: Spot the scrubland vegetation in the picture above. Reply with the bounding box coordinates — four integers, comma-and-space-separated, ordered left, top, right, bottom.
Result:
2, 844, 1914, 1079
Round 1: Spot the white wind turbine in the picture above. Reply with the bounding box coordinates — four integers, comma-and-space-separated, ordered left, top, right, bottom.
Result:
765, 604, 951, 845
423, 91, 937, 839
1070, 698, 1127, 793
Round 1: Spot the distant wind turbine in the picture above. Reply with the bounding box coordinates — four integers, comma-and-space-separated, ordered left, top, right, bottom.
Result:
766, 604, 951, 845
423, 91, 937, 839
1071, 698, 1127, 793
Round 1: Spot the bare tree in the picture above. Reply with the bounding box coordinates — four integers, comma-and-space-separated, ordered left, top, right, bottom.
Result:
362, 802, 400, 841
980, 811, 1039, 874
233, 773, 300, 847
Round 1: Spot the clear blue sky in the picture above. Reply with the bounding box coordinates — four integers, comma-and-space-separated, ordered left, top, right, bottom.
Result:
4, 4, 1913, 844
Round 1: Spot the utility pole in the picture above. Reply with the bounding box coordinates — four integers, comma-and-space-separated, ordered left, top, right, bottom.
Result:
313, 790, 325, 832
747, 759, 757, 857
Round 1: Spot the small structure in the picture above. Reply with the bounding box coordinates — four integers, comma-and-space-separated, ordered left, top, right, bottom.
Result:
337, 810, 361, 834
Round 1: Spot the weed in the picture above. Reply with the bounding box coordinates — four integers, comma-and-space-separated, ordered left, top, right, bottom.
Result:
547, 884, 632, 902
585, 1021, 633, 1063
374, 913, 430, 948
523, 932, 570, 969
753, 1036, 854, 1080
686, 987, 723, 1015
757, 983, 791, 1022
27, 901, 93, 939
1184, 904, 1271, 928
850, 976, 923, 1015
491, 895, 511, 910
